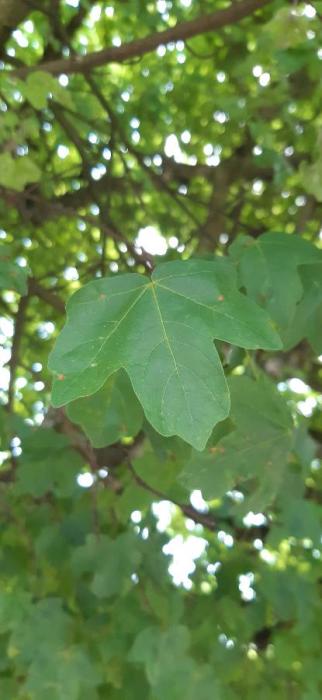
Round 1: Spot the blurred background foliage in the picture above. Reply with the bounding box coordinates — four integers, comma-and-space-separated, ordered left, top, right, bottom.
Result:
0, 1, 321, 698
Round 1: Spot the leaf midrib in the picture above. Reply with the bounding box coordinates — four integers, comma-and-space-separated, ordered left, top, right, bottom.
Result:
58, 275, 257, 402
155, 281, 263, 335
74, 285, 148, 371
150, 283, 194, 429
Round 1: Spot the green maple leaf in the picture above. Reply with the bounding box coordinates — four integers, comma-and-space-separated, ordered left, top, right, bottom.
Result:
230, 233, 322, 343
0, 153, 41, 192
263, 7, 310, 49
10, 598, 71, 664
270, 499, 322, 548
129, 625, 221, 699
24, 646, 100, 700
300, 157, 322, 203
0, 588, 31, 635
21, 70, 74, 111
0, 245, 28, 295
283, 262, 322, 353
49, 259, 281, 450
180, 374, 293, 509
14, 429, 83, 498
22, 71, 57, 110
71, 533, 142, 598
66, 369, 143, 447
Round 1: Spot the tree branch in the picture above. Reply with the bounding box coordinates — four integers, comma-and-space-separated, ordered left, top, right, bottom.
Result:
28, 278, 65, 313
128, 461, 218, 530
128, 462, 272, 540
0, 0, 30, 53
15, 0, 273, 76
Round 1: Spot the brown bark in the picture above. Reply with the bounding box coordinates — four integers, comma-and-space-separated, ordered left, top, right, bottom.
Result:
0, 0, 29, 49
15, 0, 273, 76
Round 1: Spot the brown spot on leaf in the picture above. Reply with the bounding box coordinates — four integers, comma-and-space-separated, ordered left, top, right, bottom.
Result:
217, 295, 224, 302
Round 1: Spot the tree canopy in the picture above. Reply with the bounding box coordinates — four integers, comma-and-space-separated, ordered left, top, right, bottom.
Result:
0, 1, 322, 698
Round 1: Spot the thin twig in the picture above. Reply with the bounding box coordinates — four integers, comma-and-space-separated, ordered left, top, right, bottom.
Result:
128, 461, 217, 531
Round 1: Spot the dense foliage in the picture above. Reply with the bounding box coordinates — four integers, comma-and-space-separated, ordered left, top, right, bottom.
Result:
0, 1, 322, 698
